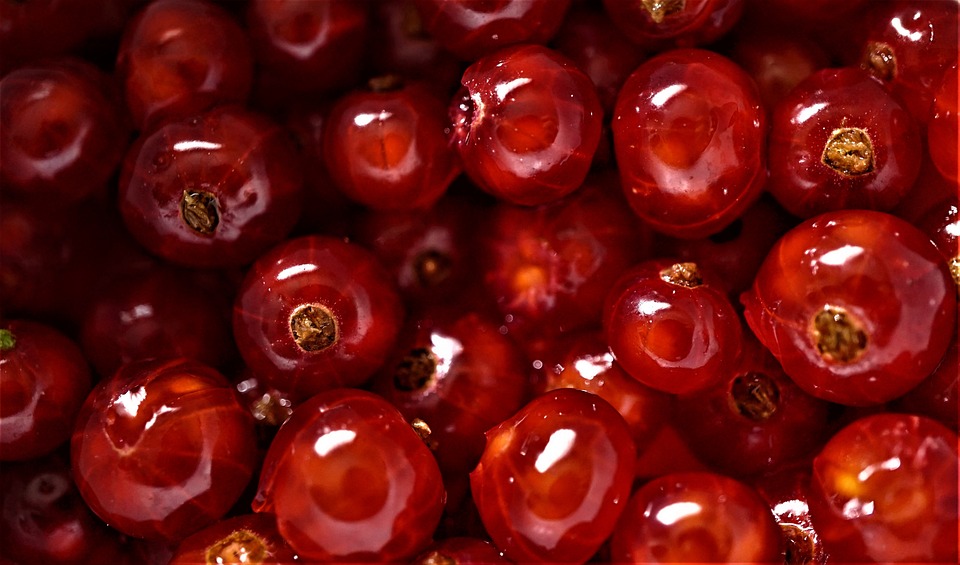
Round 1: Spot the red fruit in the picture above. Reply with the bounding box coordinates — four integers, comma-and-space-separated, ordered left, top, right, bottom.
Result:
169, 513, 298, 565
612, 48, 766, 238
71, 358, 258, 542
860, 0, 959, 123
893, 331, 958, 432
768, 67, 921, 218
253, 388, 445, 562
449, 45, 603, 206
480, 174, 647, 338
371, 310, 529, 475
742, 210, 957, 406
603, 260, 743, 395
609, 471, 783, 563
928, 65, 958, 183
116, 0, 253, 130
0, 453, 129, 565
413, 0, 571, 61
411, 537, 510, 565
232, 235, 404, 401
323, 78, 461, 211
602, 0, 745, 49
0, 59, 127, 204
0, 321, 92, 461
752, 464, 829, 565
809, 414, 959, 562
246, 0, 368, 100
119, 106, 304, 268
471, 389, 636, 563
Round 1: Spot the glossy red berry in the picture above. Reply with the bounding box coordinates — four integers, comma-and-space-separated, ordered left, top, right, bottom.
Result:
253, 388, 445, 562
808, 414, 959, 562
480, 174, 647, 338
928, 64, 958, 183
0, 59, 127, 204
246, 0, 368, 101
449, 45, 603, 206
612, 48, 766, 238
742, 209, 957, 406
0, 453, 129, 565
371, 310, 529, 476
602, 0, 745, 49
79, 265, 236, 378
675, 333, 832, 477
169, 513, 298, 565
413, 0, 571, 61
609, 471, 783, 563
752, 464, 829, 565
0, 320, 92, 461
860, 0, 959, 123
603, 260, 743, 395
411, 537, 509, 565
232, 235, 404, 401
116, 0, 253, 131
323, 78, 461, 211
893, 331, 958, 432
768, 67, 921, 218
119, 106, 304, 268
471, 388, 636, 563
71, 358, 259, 542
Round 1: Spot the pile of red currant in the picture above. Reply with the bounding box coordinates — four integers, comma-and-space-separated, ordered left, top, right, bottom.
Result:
1, 0, 958, 563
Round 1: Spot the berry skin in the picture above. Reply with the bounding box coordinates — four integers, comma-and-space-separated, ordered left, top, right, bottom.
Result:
471, 388, 636, 564
450, 44, 603, 206
742, 209, 957, 406
253, 388, 445, 562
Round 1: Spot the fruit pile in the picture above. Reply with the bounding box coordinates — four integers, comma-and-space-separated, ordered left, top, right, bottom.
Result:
1, 0, 957, 563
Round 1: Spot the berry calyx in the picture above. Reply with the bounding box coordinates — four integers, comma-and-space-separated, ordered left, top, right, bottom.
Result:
289, 303, 338, 353
811, 306, 867, 364
821, 127, 874, 176
179, 190, 219, 235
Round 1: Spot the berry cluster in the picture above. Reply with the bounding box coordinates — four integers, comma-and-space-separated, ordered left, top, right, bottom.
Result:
1, 1, 957, 564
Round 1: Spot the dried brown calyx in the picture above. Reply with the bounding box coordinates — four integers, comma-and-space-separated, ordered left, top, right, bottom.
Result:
180, 189, 220, 235
642, 0, 685, 24
414, 249, 453, 288
949, 256, 959, 287
416, 550, 456, 565
394, 347, 438, 391
660, 262, 703, 287
729, 372, 780, 421
368, 74, 404, 92
811, 306, 867, 363
822, 127, 874, 176
289, 303, 338, 353
863, 41, 897, 82
411, 417, 438, 451
205, 529, 267, 564
781, 523, 823, 565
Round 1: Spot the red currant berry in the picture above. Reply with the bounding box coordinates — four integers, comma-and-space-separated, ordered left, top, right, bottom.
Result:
752, 464, 829, 565
71, 358, 259, 542
79, 265, 236, 378
371, 310, 529, 476
480, 173, 647, 338
0, 453, 129, 565
602, 0, 745, 49
603, 260, 743, 395
471, 388, 636, 563
0, 58, 127, 204
861, 0, 959, 123
169, 513, 298, 565
609, 471, 783, 563
0, 321, 92, 461
246, 0, 368, 102
809, 414, 959, 562
323, 77, 461, 211
675, 332, 832, 477
612, 48, 766, 238
413, 0, 571, 61
928, 64, 958, 183
893, 331, 959, 432
119, 106, 304, 268
116, 0, 253, 131
742, 209, 957, 406
253, 388, 445, 562
768, 67, 921, 218
449, 45, 603, 206
232, 235, 404, 401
